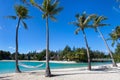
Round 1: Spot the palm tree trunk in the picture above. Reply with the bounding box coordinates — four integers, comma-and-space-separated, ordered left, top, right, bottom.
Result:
82, 30, 91, 70
45, 16, 51, 77
97, 27, 117, 67
15, 18, 21, 73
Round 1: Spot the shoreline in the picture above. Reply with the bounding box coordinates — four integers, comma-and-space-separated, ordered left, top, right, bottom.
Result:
0, 60, 77, 63
0, 63, 120, 80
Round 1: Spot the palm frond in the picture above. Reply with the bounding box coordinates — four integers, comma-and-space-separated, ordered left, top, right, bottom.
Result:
52, 0, 59, 8
23, 15, 32, 19
30, 0, 35, 5
112, 40, 116, 47
83, 14, 96, 26
20, 0, 30, 5
30, 0, 44, 12
5, 16, 17, 19
21, 20, 28, 29
50, 7, 63, 15
75, 14, 80, 18
98, 24, 110, 27
42, 14, 46, 19
49, 15, 57, 21
14, 5, 29, 19
42, 0, 48, 10
75, 28, 81, 35
115, 26, 120, 34
95, 16, 107, 25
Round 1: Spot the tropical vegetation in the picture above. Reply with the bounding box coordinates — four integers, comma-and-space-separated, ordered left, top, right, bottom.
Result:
1, 0, 120, 78
0, 46, 114, 62
1, 45, 120, 62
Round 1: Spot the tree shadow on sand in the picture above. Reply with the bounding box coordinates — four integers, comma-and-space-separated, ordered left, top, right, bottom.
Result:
0, 76, 11, 80
51, 66, 120, 77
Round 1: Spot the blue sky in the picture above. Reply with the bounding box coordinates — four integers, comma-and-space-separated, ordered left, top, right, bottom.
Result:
0, 0, 120, 53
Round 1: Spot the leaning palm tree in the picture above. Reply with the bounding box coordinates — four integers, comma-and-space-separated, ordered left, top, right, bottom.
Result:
93, 16, 117, 67
70, 12, 96, 70
7, 5, 30, 72
30, 0, 63, 77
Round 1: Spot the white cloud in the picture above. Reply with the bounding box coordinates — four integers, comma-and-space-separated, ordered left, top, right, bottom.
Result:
8, 46, 15, 50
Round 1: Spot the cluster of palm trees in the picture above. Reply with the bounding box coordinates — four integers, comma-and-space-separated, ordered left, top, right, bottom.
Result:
6, 0, 119, 77
70, 12, 118, 70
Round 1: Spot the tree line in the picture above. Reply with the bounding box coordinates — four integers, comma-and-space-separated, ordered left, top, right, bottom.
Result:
0, 45, 120, 62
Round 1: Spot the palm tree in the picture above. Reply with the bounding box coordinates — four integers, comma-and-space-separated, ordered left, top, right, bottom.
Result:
109, 26, 120, 46
30, 0, 63, 77
93, 16, 117, 67
70, 12, 96, 70
7, 5, 30, 73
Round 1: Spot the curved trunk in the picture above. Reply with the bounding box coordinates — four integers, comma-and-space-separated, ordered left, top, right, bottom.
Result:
15, 18, 21, 73
45, 16, 51, 77
97, 27, 117, 67
82, 30, 91, 70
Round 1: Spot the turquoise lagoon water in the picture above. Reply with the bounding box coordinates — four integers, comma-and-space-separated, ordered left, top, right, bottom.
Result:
0, 61, 111, 74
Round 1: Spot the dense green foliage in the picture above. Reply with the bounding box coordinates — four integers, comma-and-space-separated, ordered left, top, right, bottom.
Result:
1, 45, 119, 62
109, 26, 120, 46
114, 43, 120, 62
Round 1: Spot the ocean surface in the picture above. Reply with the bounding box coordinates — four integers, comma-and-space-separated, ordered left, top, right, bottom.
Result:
0, 61, 111, 74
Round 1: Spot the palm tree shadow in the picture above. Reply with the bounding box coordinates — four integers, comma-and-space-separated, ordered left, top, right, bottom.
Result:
0, 76, 11, 80
51, 67, 120, 77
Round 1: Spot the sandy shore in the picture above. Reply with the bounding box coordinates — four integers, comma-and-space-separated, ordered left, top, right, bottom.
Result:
0, 63, 120, 80
1, 60, 76, 63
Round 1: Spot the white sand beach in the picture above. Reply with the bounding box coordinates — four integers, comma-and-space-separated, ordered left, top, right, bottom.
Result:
0, 63, 120, 80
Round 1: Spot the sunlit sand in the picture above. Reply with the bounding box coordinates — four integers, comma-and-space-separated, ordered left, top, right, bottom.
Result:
0, 62, 120, 80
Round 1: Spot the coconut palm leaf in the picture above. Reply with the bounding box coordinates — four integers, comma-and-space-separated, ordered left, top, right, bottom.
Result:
98, 24, 110, 27
14, 5, 28, 18
115, 26, 120, 34
42, 14, 46, 19
49, 15, 57, 21
83, 14, 96, 26
21, 20, 28, 29
94, 16, 107, 26
30, 0, 44, 12
23, 15, 32, 19
52, 0, 59, 8
5, 16, 17, 19
50, 7, 63, 15
75, 28, 81, 34
75, 14, 80, 20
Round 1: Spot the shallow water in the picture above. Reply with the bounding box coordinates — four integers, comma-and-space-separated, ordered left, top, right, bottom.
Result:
0, 61, 111, 74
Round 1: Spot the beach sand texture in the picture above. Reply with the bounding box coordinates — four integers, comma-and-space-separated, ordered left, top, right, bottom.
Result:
0, 63, 120, 80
